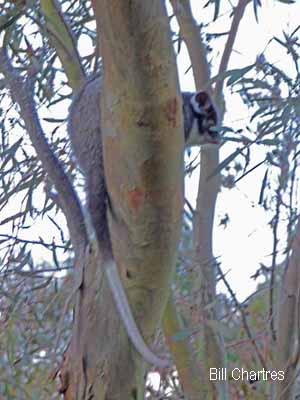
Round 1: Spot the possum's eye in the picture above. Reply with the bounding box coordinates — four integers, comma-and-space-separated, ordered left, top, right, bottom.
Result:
189, 91, 220, 145
190, 91, 216, 117
194, 92, 210, 113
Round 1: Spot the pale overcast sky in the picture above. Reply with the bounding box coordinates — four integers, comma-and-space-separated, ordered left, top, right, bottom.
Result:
184, 0, 300, 299
1, 0, 299, 299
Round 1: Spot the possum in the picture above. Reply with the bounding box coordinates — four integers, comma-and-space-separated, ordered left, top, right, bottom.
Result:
68, 75, 219, 367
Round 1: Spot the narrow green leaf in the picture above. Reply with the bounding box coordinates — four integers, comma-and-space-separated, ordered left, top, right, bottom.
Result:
207, 147, 244, 180
213, 0, 221, 21
277, 0, 295, 4
43, 117, 65, 123
258, 169, 268, 205
227, 65, 254, 86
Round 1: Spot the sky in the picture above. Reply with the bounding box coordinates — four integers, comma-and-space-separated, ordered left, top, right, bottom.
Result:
1, 0, 299, 300
73, 0, 300, 300
182, 0, 300, 299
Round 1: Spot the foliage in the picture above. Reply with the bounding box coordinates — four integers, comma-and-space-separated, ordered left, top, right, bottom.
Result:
0, 0, 300, 398
0, 258, 72, 399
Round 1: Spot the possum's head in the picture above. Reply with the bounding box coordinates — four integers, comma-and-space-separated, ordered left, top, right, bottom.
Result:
185, 91, 220, 147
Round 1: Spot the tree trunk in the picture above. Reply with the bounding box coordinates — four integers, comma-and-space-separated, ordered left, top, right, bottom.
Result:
61, 1, 184, 398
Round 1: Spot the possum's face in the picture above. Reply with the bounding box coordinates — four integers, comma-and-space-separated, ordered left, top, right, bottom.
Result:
186, 91, 219, 147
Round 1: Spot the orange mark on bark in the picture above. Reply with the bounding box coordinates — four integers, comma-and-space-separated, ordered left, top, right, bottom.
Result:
104, 136, 120, 193
165, 98, 178, 128
127, 188, 144, 212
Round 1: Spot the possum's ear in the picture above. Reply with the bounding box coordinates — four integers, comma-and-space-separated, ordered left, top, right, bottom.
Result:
187, 91, 220, 146
195, 91, 210, 108
189, 91, 209, 114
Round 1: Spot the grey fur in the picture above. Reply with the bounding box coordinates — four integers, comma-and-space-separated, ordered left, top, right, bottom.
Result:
68, 76, 218, 367
183, 91, 219, 146
69, 76, 169, 367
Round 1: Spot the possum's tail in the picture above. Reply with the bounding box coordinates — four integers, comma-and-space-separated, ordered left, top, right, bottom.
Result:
88, 173, 168, 367
104, 259, 169, 367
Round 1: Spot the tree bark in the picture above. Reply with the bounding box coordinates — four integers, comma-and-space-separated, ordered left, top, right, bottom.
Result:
62, 1, 184, 398
275, 219, 300, 399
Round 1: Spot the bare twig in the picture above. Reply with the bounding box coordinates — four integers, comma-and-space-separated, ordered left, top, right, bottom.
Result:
217, 263, 268, 370
269, 185, 283, 342
0, 47, 88, 251
0, 234, 67, 250
170, 0, 210, 91
215, 0, 251, 99
40, 0, 85, 89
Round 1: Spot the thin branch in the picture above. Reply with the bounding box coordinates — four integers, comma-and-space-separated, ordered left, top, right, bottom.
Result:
269, 187, 281, 342
0, 234, 67, 250
220, 284, 270, 320
184, 197, 195, 217
170, 0, 210, 91
215, 0, 250, 99
171, 2, 229, 398
0, 47, 88, 251
40, 0, 85, 90
234, 158, 266, 184
217, 263, 268, 370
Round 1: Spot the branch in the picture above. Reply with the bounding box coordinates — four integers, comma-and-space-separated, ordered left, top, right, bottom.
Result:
169, 2, 229, 399
40, 0, 85, 90
162, 296, 208, 399
217, 264, 268, 370
0, 234, 67, 250
170, 0, 210, 91
215, 0, 250, 99
0, 47, 88, 251
276, 216, 300, 397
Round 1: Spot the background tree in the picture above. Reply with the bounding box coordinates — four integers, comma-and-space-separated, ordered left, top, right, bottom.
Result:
1, 0, 300, 399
